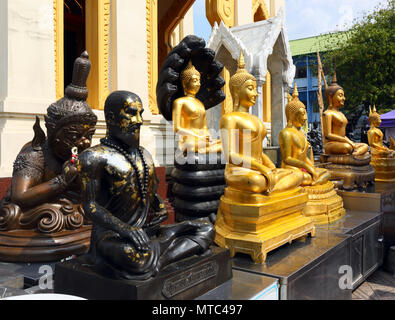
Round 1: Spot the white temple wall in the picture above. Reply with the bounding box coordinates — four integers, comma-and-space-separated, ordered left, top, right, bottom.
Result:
0, 0, 55, 177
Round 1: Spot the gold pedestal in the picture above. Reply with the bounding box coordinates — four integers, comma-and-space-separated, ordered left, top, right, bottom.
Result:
371, 156, 395, 183
320, 154, 375, 190
301, 181, 346, 225
214, 187, 315, 263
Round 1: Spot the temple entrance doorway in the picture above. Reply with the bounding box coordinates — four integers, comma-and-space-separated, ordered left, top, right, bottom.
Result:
64, 0, 86, 90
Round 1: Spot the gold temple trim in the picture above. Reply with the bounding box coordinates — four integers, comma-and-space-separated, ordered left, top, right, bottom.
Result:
86, 0, 110, 110
54, 0, 110, 109
146, 0, 159, 114
53, 0, 64, 100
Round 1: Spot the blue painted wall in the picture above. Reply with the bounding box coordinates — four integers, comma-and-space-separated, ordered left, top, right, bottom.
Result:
291, 54, 324, 125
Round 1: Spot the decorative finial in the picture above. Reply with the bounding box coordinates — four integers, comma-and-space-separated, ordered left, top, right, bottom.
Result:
292, 83, 299, 98
64, 51, 91, 101
373, 105, 377, 113
331, 72, 338, 85
369, 106, 372, 116
287, 90, 292, 103
238, 51, 246, 70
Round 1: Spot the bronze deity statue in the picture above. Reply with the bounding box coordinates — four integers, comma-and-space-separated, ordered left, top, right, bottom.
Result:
367, 106, 395, 183
214, 53, 315, 264
279, 84, 345, 224
157, 35, 226, 223
320, 73, 375, 190
76, 91, 215, 280
0, 52, 97, 262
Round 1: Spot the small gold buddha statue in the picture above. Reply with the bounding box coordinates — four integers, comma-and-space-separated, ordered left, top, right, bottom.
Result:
156, 36, 227, 223
214, 52, 315, 263
279, 85, 346, 224
368, 106, 395, 183
323, 73, 369, 156
173, 61, 222, 154
321, 73, 375, 190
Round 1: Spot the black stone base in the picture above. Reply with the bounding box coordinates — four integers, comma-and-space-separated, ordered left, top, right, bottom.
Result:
54, 246, 232, 300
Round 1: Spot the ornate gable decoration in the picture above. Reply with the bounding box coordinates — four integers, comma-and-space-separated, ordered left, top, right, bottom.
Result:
207, 8, 295, 87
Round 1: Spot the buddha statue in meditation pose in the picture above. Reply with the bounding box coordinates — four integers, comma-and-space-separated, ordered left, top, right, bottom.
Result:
78, 91, 215, 279
323, 73, 369, 156
279, 85, 345, 224
368, 106, 395, 183
214, 53, 315, 263
173, 61, 222, 154
0, 52, 97, 262
321, 73, 375, 190
156, 35, 226, 222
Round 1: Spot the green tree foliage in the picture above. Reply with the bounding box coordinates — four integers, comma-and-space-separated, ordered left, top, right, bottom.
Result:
321, 0, 394, 115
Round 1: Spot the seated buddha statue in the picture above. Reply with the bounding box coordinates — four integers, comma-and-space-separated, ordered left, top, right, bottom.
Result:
321, 73, 375, 190
214, 52, 315, 264
156, 36, 227, 222
0, 52, 97, 262
322, 73, 369, 156
173, 61, 222, 154
279, 84, 346, 224
368, 106, 395, 183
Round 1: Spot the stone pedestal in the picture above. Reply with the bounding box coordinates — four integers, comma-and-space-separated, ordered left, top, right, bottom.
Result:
54, 246, 232, 300
320, 154, 375, 190
371, 155, 395, 183
301, 181, 346, 225
214, 187, 315, 263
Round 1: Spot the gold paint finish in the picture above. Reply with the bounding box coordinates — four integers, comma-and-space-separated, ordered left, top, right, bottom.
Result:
321, 74, 375, 189
206, 0, 235, 27
323, 74, 369, 157
280, 85, 345, 224
368, 106, 395, 183
172, 61, 222, 154
214, 53, 315, 263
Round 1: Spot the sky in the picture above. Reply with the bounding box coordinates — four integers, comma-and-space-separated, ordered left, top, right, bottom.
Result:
193, 0, 388, 42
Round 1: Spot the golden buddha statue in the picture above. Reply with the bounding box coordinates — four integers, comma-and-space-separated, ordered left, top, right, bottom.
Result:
173, 61, 222, 154
279, 85, 345, 224
214, 53, 315, 263
323, 73, 369, 156
321, 73, 375, 190
156, 36, 226, 222
368, 106, 395, 182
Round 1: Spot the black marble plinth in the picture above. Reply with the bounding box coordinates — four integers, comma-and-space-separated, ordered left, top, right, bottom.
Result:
232, 230, 351, 300
317, 210, 384, 290
54, 246, 232, 300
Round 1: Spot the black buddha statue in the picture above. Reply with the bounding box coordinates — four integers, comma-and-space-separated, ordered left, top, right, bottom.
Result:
0, 52, 97, 262
77, 90, 215, 280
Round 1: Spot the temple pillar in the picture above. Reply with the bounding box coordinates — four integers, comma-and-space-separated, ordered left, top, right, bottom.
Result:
268, 40, 287, 147
0, 0, 56, 177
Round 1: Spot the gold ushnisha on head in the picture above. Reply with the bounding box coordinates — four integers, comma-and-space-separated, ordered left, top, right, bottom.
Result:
285, 83, 306, 124
229, 52, 256, 108
181, 60, 200, 86
368, 105, 381, 126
